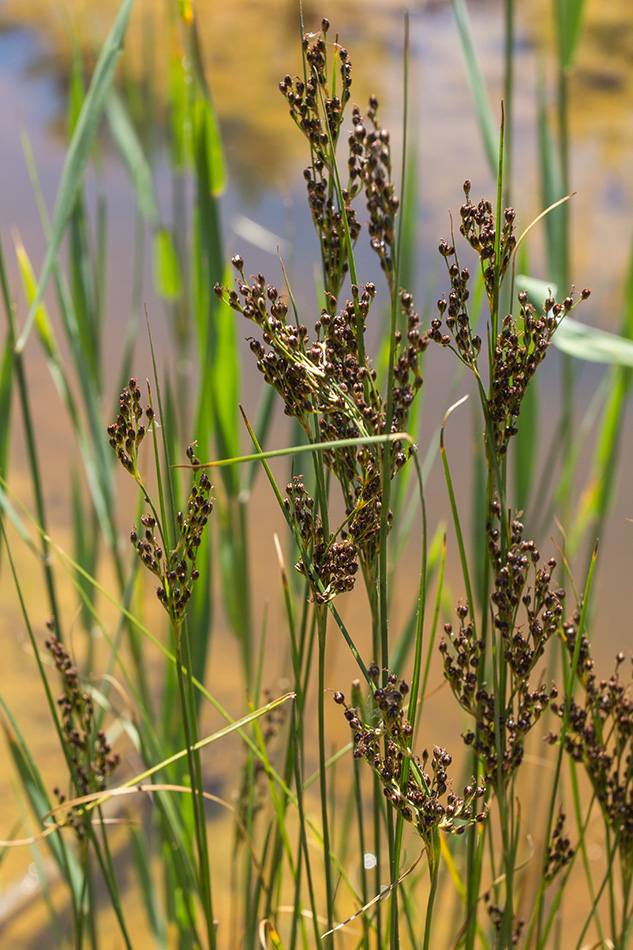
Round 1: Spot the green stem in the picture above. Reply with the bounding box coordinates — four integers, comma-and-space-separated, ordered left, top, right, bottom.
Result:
422, 830, 441, 950
317, 605, 334, 940
174, 624, 216, 949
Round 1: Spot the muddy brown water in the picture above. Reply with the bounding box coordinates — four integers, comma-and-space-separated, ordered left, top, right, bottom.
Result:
1, 0, 633, 946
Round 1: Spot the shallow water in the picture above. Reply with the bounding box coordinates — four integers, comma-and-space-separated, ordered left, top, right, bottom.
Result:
1, 0, 633, 945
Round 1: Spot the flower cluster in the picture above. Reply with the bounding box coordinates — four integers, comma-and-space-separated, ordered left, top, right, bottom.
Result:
458, 180, 516, 301
284, 476, 358, 604
544, 806, 574, 883
430, 182, 591, 454
215, 266, 426, 566
280, 21, 413, 298
106, 376, 154, 482
107, 382, 213, 627
485, 899, 524, 948
46, 633, 120, 838
351, 98, 399, 288
440, 507, 561, 785
430, 241, 481, 366
549, 633, 633, 868
334, 671, 486, 848
279, 19, 357, 297
488, 505, 566, 679
487, 288, 590, 455
130, 444, 212, 626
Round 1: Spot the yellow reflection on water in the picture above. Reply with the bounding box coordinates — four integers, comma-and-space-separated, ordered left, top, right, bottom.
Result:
0, 0, 418, 192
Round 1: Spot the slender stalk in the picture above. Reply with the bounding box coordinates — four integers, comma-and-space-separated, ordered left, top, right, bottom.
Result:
422, 830, 440, 950
174, 623, 216, 949
502, 0, 514, 211
316, 605, 334, 940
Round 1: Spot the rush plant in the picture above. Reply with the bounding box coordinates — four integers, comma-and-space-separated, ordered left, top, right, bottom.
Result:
2, 4, 633, 950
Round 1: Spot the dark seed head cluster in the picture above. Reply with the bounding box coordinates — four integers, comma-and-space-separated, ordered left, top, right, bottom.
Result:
46, 634, 120, 838
352, 97, 399, 290
487, 288, 589, 455
284, 476, 358, 603
550, 631, 633, 870
334, 671, 487, 849
132, 445, 212, 626
216, 24, 429, 583
279, 23, 406, 300
107, 382, 213, 627
459, 180, 516, 302
106, 376, 154, 483
215, 268, 425, 570
485, 897, 524, 948
440, 506, 561, 785
544, 806, 574, 882
279, 20, 357, 298
430, 183, 591, 455
488, 506, 565, 680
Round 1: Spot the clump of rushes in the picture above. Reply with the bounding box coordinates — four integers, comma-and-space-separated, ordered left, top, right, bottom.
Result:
215, 20, 428, 583
216, 25, 431, 941
431, 181, 591, 455
439, 505, 562, 784
334, 671, 486, 843
215, 267, 426, 572
107, 379, 213, 627
430, 179, 593, 947
107, 378, 217, 946
46, 634, 120, 837
334, 671, 485, 947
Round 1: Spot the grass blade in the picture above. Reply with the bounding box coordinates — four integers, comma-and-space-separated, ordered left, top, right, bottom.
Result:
15, 0, 135, 352
554, 0, 588, 71
451, 0, 498, 173
105, 89, 159, 225
553, 319, 633, 365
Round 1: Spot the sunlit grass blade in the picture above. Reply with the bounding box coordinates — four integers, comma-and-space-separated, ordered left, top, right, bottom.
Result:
554, 0, 588, 71
536, 66, 566, 293
68, 194, 103, 384
210, 276, 241, 487
105, 89, 159, 225
13, 229, 117, 552
15, 0, 135, 353
153, 227, 182, 301
440, 396, 475, 616
0, 695, 83, 905
192, 96, 226, 198
0, 332, 14, 566
70, 471, 100, 645
554, 319, 633, 365
570, 231, 633, 548
451, 0, 498, 173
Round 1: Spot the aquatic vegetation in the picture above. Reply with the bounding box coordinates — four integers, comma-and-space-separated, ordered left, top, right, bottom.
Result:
2, 4, 633, 950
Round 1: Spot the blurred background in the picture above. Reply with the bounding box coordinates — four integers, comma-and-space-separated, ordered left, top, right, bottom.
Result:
1, 0, 633, 944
